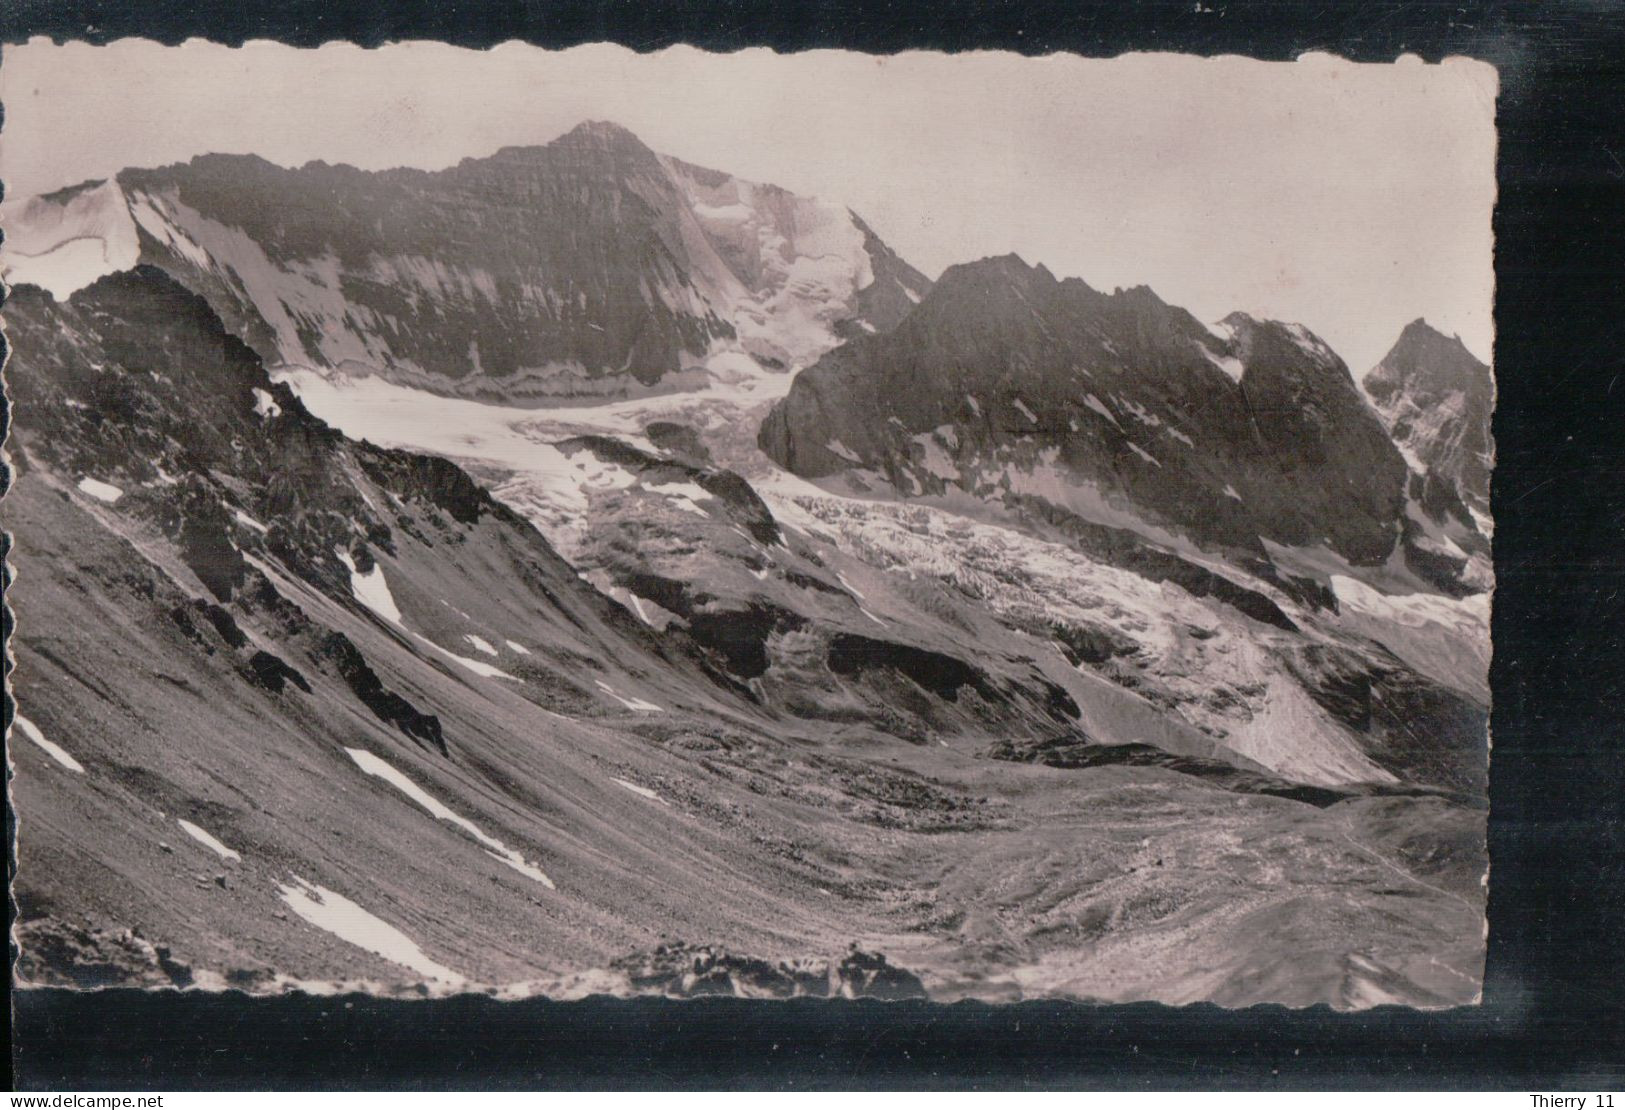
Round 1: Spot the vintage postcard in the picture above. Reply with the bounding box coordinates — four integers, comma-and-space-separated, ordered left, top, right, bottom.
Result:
3, 40, 1495, 1008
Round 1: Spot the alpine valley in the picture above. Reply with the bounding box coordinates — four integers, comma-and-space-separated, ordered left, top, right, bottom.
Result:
2, 121, 1492, 1008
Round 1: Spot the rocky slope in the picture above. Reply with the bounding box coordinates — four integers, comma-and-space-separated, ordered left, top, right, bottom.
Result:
1, 122, 931, 402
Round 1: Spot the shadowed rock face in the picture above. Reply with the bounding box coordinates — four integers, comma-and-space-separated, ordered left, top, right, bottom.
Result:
1278, 641, 1489, 796
761, 254, 1410, 566
19, 121, 931, 402
1365, 318, 1494, 517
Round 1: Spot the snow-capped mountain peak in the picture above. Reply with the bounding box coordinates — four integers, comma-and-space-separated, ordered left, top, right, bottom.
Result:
1, 122, 932, 404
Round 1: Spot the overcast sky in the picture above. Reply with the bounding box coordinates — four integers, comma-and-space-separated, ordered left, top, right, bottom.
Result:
0, 39, 1496, 371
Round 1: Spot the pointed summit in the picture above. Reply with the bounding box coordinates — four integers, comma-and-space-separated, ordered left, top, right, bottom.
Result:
1394, 317, 1474, 359
1367, 317, 1489, 404
487, 119, 661, 171
935, 253, 1052, 289
557, 119, 648, 146
924, 255, 1059, 321
1365, 316, 1494, 520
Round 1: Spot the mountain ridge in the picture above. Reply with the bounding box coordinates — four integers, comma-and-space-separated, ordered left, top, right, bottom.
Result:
760, 251, 1417, 570
0, 120, 932, 403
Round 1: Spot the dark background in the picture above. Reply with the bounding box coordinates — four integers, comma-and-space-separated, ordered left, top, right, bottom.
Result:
4, 0, 1623, 1090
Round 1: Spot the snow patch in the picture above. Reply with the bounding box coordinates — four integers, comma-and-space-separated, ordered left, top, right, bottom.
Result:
1127, 442, 1162, 468
611, 777, 669, 805
77, 477, 123, 504
415, 635, 518, 680
1013, 398, 1039, 424
594, 680, 663, 713
330, 549, 517, 681
463, 634, 499, 657
643, 479, 711, 517
691, 201, 755, 223
278, 874, 467, 985
177, 819, 241, 862
913, 431, 959, 481
826, 439, 862, 464
345, 748, 554, 889
644, 480, 711, 504
1117, 396, 1162, 427
13, 716, 85, 773
505, 640, 531, 655
1283, 322, 1337, 365
252, 388, 282, 418
1199, 343, 1246, 383
234, 508, 269, 534
336, 552, 403, 626
626, 593, 657, 626
1084, 394, 1121, 428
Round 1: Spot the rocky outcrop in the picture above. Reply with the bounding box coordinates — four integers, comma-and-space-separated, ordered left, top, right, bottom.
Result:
605, 943, 927, 1000
12, 920, 198, 990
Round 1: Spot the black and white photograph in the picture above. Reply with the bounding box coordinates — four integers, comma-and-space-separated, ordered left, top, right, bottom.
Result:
3, 37, 1503, 1015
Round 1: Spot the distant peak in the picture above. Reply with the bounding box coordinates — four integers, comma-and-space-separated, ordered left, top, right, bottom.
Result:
937, 253, 1052, 288
556, 119, 647, 146
1111, 283, 1169, 307
484, 120, 657, 168
1383, 316, 1482, 368
1220, 310, 1313, 336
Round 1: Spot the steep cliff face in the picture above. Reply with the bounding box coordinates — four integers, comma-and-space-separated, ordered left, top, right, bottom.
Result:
1, 122, 930, 402
1365, 318, 1495, 523
761, 254, 1410, 567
